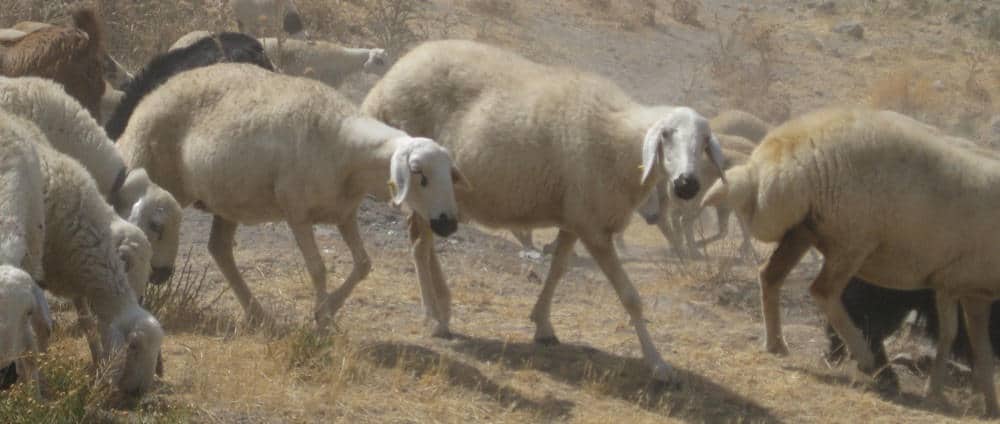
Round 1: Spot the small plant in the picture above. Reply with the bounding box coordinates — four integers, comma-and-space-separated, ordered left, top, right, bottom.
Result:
363, 0, 425, 54
142, 248, 226, 332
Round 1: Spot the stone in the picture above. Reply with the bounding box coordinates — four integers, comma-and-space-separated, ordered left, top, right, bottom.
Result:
832, 21, 864, 39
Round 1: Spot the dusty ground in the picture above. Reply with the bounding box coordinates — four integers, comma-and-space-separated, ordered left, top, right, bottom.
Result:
6, 0, 1000, 422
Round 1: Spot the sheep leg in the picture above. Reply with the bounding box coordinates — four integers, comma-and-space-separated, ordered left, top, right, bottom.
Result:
530, 229, 578, 345
655, 213, 686, 260
810, 254, 876, 373
695, 207, 729, 249
322, 217, 373, 324
759, 227, 812, 355
73, 297, 104, 363
925, 294, 958, 401
580, 232, 673, 382
960, 297, 998, 417
409, 214, 451, 338
286, 220, 332, 330
681, 212, 702, 258
209, 215, 269, 325
736, 217, 758, 262
511, 230, 536, 251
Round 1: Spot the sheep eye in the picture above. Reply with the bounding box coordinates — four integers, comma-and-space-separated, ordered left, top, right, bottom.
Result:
660, 128, 673, 141
420, 174, 428, 187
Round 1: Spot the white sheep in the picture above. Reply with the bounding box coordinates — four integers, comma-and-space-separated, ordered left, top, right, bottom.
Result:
111, 218, 152, 299
116, 62, 465, 329
34, 139, 163, 399
701, 107, 1000, 416
709, 109, 771, 143
361, 39, 726, 383
0, 76, 182, 284
98, 82, 124, 127
0, 113, 49, 393
259, 38, 387, 87
230, 0, 308, 39
637, 147, 754, 260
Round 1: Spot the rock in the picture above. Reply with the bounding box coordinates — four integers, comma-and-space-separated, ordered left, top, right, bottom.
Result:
815, 1, 836, 14
832, 21, 864, 39
932, 80, 945, 91
985, 115, 1000, 148
856, 50, 875, 61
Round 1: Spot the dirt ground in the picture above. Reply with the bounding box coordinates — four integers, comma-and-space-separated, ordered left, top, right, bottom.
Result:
7, 0, 1000, 422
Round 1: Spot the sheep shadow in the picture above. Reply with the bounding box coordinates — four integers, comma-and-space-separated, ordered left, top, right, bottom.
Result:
363, 341, 574, 419
780, 365, 962, 417
448, 335, 782, 423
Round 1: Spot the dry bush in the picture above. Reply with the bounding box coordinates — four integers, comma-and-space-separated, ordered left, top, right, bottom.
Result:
709, 10, 788, 123
670, 0, 703, 28
982, 10, 1000, 42
467, 0, 517, 20
142, 249, 227, 332
583, 0, 612, 11
362, 0, 426, 54
0, 0, 68, 26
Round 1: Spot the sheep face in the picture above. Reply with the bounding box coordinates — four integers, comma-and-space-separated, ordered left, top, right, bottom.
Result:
364, 49, 388, 74
125, 180, 182, 285
641, 107, 726, 201
109, 307, 164, 399
111, 219, 153, 300
389, 137, 467, 237
0, 266, 40, 366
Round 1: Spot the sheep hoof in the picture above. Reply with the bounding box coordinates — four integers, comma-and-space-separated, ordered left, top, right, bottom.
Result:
871, 368, 900, 395
431, 324, 453, 340
535, 336, 560, 346
765, 341, 789, 356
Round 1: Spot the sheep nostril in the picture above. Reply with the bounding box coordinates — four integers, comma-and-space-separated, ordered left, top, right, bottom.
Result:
430, 215, 458, 237
673, 175, 700, 200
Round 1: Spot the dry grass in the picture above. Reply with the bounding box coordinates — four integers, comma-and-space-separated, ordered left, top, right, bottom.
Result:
669, 0, 703, 28
710, 10, 790, 123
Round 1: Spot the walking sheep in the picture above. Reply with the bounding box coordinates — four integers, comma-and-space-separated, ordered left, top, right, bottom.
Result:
0, 76, 182, 284
0, 8, 107, 121
701, 107, 1000, 416
116, 63, 465, 328
35, 139, 163, 400
104, 32, 275, 141
361, 39, 726, 382
170, 34, 388, 88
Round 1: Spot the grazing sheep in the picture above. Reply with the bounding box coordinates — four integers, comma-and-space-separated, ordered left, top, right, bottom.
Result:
825, 277, 1000, 391
0, 112, 49, 393
6, 20, 134, 90
709, 109, 771, 143
104, 32, 275, 141
0, 76, 181, 285
260, 38, 388, 86
117, 63, 465, 328
230, 0, 308, 39
0, 9, 106, 121
701, 107, 1000, 416
35, 140, 163, 400
361, 39, 726, 382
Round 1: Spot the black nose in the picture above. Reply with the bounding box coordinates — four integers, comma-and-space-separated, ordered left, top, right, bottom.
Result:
643, 213, 660, 225
430, 214, 458, 237
673, 174, 700, 200
150, 267, 174, 285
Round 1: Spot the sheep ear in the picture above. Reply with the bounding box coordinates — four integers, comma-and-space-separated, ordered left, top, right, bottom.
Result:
389, 148, 412, 206
701, 177, 730, 208
451, 165, 472, 191
119, 249, 132, 272
640, 126, 666, 185
707, 135, 728, 184
30, 285, 52, 350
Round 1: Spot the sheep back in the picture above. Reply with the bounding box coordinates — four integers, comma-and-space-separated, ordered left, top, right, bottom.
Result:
0, 113, 45, 281
710, 110, 770, 143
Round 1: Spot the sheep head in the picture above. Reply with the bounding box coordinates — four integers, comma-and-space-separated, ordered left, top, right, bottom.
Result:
107, 305, 164, 401
389, 137, 467, 237
0, 266, 44, 373
364, 49, 389, 74
121, 170, 182, 285
111, 218, 153, 300
641, 107, 726, 200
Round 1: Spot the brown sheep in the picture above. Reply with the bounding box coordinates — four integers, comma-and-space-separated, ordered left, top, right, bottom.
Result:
0, 8, 106, 121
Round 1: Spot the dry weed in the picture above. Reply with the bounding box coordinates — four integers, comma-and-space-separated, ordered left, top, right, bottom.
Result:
142, 248, 228, 333
709, 10, 788, 122
362, 0, 426, 53
467, 0, 517, 20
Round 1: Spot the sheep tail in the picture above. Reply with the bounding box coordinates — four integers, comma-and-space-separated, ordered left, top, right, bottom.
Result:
71, 7, 104, 55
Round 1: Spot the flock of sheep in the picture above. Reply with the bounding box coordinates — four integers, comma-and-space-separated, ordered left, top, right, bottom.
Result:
2, 0, 1000, 418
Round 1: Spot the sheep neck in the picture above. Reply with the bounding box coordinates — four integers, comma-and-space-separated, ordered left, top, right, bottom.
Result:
338, 116, 410, 200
